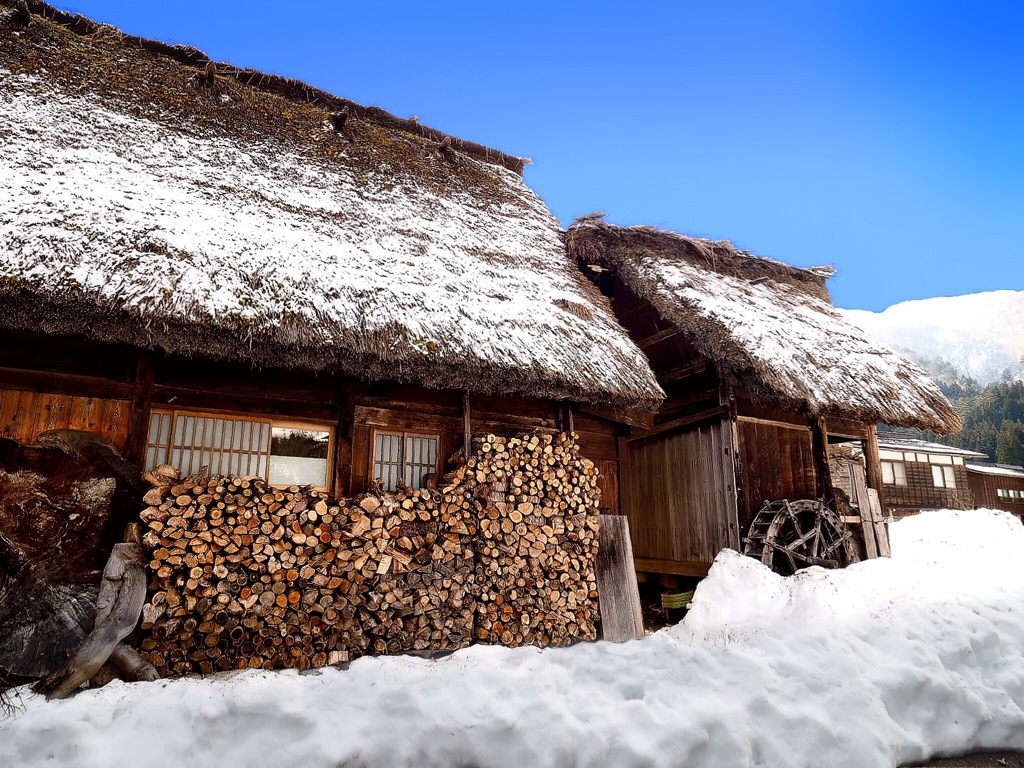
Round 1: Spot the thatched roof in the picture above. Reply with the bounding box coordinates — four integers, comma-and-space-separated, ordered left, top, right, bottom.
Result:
567, 218, 962, 434
0, 2, 663, 412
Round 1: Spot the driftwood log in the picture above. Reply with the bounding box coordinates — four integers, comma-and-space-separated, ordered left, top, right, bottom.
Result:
34, 537, 151, 699
0, 430, 143, 682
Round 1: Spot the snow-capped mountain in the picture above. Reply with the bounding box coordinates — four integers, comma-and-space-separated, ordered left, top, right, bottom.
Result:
840, 290, 1024, 385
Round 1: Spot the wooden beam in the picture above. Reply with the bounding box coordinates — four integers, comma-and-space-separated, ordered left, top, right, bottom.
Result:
634, 557, 710, 578
151, 384, 339, 422
0, 366, 134, 400
595, 515, 644, 642
658, 360, 711, 385
627, 405, 728, 442
637, 327, 681, 350
579, 403, 655, 431
736, 414, 812, 432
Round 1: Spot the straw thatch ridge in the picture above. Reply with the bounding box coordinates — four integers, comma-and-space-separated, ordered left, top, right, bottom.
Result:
8, 0, 525, 174
0, 8, 664, 412
566, 218, 961, 434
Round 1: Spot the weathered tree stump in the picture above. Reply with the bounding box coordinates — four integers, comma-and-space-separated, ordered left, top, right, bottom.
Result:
0, 430, 143, 681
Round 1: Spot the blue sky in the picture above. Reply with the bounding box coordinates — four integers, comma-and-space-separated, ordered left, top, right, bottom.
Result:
58, 1, 1023, 311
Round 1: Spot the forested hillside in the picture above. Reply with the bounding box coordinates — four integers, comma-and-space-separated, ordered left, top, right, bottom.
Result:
880, 355, 1024, 464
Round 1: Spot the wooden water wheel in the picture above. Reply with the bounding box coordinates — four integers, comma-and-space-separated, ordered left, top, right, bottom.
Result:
743, 499, 854, 576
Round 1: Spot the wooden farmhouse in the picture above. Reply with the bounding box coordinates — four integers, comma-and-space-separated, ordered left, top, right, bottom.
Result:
566, 218, 961, 576
966, 463, 1024, 518
0, 6, 663, 511
874, 436, 985, 517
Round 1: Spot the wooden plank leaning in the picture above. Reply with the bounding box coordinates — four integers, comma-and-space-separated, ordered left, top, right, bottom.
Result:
596, 514, 645, 642
851, 464, 880, 559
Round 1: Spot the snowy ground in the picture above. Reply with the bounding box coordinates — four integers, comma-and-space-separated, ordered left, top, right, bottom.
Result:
3, 509, 1024, 768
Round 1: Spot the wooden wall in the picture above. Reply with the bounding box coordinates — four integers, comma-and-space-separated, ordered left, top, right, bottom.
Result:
0, 329, 623, 511
622, 416, 739, 576
967, 471, 1024, 517
880, 461, 973, 516
349, 383, 622, 504
734, 413, 819, 532
0, 388, 133, 450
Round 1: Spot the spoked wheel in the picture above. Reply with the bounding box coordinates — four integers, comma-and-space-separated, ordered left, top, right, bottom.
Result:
743, 499, 854, 576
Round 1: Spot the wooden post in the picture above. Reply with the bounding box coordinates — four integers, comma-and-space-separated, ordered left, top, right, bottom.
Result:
810, 416, 836, 508
332, 380, 357, 498
123, 352, 154, 467
596, 514, 644, 642
616, 435, 630, 518
723, 384, 746, 542
862, 426, 886, 506
461, 392, 472, 458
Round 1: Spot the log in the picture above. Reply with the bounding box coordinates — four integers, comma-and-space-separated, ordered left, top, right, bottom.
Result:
34, 541, 148, 699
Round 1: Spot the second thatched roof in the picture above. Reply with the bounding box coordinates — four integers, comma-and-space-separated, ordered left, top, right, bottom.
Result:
567, 218, 961, 434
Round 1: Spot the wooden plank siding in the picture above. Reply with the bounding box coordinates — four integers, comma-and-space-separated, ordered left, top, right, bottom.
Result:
350, 391, 620, 502
0, 387, 133, 450
880, 460, 973, 516
623, 417, 738, 573
735, 416, 818, 532
967, 471, 1024, 518
0, 330, 624, 510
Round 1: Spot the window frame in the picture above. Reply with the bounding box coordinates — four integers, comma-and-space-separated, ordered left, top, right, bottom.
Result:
369, 428, 441, 491
931, 464, 956, 489
146, 407, 335, 492
880, 460, 907, 486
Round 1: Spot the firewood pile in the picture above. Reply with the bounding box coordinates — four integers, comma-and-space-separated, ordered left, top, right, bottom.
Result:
465, 433, 601, 647
136, 432, 601, 676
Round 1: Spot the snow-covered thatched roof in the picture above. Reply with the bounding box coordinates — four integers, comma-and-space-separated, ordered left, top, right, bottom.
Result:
566, 218, 961, 434
0, 3, 663, 412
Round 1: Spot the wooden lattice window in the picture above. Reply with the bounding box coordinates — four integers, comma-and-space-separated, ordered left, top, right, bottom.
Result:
371, 431, 439, 491
145, 409, 333, 490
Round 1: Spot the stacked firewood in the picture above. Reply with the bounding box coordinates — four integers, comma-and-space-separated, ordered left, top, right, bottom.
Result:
462, 433, 601, 647
135, 432, 602, 676
355, 489, 476, 655
138, 478, 475, 675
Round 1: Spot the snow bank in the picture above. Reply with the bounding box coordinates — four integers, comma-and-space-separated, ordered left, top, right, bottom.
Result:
4, 509, 1024, 768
